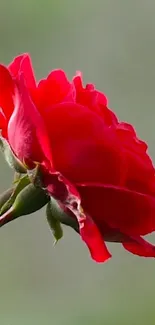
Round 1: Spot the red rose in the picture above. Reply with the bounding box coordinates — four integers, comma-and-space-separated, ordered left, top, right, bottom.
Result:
0, 53, 155, 263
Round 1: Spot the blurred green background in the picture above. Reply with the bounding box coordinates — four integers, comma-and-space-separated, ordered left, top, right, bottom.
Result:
0, 0, 155, 324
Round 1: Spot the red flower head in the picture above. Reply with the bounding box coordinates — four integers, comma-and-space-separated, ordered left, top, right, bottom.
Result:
0, 53, 155, 262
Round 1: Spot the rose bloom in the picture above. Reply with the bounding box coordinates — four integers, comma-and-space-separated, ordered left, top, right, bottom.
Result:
0, 53, 155, 263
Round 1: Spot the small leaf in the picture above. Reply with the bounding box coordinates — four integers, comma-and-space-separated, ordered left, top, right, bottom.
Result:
0, 136, 26, 173
46, 200, 63, 244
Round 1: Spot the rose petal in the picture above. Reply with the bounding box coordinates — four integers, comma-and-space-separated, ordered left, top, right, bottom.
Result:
0, 111, 7, 137
9, 53, 36, 90
43, 102, 124, 185
73, 72, 118, 126
79, 214, 112, 262
77, 183, 155, 236
73, 73, 98, 108
43, 169, 111, 263
0, 64, 15, 121
37, 69, 75, 110
96, 90, 108, 106
8, 73, 53, 168
123, 236, 155, 257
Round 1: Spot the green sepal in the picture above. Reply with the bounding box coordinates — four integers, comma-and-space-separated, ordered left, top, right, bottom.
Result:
0, 184, 50, 228
46, 200, 63, 244
0, 188, 14, 210
13, 172, 22, 183
0, 136, 26, 173
27, 164, 43, 187
49, 196, 79, 233
0, 175, 30, 215
12, 183, 50, 217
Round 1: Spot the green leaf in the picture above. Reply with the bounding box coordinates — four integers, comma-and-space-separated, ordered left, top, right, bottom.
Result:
46, 200, 63, 244
0, 136, 26, 173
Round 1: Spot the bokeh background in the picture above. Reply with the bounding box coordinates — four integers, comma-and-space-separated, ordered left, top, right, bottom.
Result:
0, 0, 155, 324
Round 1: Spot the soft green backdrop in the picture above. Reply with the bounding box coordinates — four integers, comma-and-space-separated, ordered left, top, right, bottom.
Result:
0, 1, 155, 324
